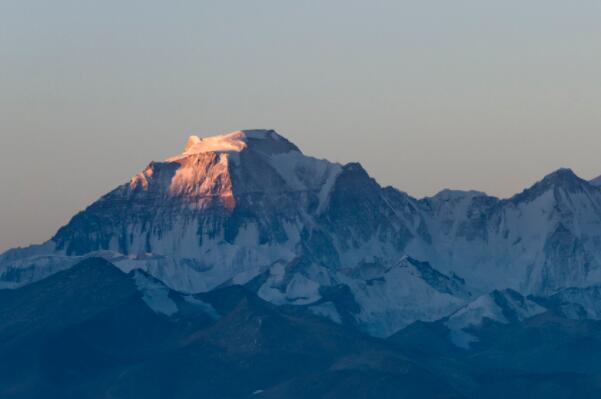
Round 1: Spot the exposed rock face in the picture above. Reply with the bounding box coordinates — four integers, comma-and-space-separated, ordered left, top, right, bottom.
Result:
3, 130, 601, 337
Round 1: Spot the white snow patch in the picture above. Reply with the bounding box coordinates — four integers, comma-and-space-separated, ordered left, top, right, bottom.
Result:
309, 301, 342, 324
258, 265, 322, 306
445, 294, 507, 349
445, 291, 545, 349
268, 151, 342, 207
317, 165, 342, 213
339, 260, 468, 337
133, 272, 178, 316
167, 129, 284, 160
285, 274, 321, 304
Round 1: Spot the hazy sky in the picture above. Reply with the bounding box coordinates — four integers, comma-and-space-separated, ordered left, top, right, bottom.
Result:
2, 0, 601, 252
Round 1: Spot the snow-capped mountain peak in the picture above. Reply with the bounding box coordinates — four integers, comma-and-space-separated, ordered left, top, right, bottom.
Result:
3, 129, 601, 340
538, 167, 588, 189
445, 289, 546, 348
509, 167, 595, 205
174, 129, 300, 160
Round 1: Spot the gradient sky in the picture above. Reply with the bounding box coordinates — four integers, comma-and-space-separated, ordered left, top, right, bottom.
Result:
2, 0, 601, 252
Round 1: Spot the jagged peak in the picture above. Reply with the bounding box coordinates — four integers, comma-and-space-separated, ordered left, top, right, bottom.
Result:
533, 167, 586, 192
509, 168, 591, 203
540, 167, 581, 184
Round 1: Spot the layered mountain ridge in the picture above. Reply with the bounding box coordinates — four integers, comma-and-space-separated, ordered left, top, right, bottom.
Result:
3, 129, 601, 338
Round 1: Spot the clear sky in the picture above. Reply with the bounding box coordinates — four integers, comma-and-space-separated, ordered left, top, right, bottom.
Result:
2, 0, 601, 252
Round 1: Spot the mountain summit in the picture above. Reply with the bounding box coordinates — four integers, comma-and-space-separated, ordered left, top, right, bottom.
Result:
2, 129, 601, 337
177, 129, 300, 157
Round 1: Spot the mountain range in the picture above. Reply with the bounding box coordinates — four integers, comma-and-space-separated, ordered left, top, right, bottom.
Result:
2, 129, 601, 398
